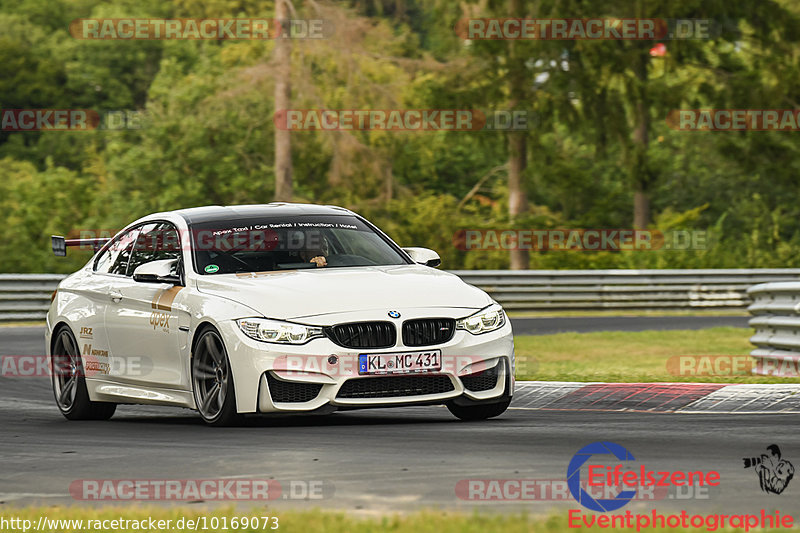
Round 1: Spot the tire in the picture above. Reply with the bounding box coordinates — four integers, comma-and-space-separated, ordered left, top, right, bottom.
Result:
51, 326, 116, 421
447, 398, 511, 421
191, 326, 240, 427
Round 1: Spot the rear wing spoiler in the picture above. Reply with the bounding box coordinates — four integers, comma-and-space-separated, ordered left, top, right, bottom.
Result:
51, 235, 110, 256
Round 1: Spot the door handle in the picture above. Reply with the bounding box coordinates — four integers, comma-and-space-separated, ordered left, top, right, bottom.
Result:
109, 290, 123, 303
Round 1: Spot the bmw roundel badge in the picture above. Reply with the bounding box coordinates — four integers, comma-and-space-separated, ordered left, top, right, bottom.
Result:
388, 310, 401, 319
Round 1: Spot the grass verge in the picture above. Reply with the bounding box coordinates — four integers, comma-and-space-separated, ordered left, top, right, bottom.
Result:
513, 327, 796, 384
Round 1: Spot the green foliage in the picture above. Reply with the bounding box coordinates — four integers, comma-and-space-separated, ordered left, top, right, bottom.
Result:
1, 0, 800, 272
0, 158, 94, 272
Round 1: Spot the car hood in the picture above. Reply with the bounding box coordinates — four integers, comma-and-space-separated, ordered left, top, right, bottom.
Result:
194, 264, 492, 320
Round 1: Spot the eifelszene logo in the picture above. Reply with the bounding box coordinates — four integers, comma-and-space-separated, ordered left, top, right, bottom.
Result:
568, 442, 637, 512
743, 445, 794, 495
567, 441, 721, 512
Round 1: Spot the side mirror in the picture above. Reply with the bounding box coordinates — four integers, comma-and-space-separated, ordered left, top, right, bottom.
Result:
402, 247, 441, 268
133, 259, 182, 285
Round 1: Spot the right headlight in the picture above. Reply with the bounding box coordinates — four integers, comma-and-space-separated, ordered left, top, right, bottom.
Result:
236, 318, 324, 344
456, 304, 506, 335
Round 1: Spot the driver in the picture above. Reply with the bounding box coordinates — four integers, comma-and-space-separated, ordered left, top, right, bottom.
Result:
300, 232, 329, 267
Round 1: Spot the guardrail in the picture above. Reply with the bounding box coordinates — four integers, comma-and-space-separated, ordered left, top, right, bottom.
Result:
3, 269, 800, 322
747, 282, 800, 377
0, 274, 66, 322
453, 269, 800, 311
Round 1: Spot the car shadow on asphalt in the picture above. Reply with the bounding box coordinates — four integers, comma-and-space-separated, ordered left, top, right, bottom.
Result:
103, 406, 501, 428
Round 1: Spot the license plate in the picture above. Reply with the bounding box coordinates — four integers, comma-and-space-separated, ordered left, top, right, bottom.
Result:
358, 350, 442, 375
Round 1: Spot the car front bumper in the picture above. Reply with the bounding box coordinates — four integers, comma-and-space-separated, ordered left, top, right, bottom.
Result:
218, 314, 514, 414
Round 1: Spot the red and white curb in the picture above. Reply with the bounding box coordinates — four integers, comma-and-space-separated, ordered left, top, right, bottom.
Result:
512, 381, 800, 414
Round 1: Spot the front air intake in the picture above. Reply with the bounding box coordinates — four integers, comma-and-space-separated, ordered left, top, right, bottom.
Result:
460, 363, 500, 392
266, 373, 323, 403
336, 375, 454, 399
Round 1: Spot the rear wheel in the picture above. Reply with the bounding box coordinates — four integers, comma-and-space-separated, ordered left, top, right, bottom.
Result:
447, 398, 511, 421
192, 327, 240, 426
52, 326, 116, 421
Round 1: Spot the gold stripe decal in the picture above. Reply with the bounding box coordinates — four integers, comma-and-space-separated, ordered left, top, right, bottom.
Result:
151, 286, 184, 311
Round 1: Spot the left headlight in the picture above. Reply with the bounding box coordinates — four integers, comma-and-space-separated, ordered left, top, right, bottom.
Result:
456, 304, 506, 335
237, 318, 324, 344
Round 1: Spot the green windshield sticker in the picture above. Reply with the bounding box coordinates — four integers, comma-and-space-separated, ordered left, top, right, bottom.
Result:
204, 264, 219, 274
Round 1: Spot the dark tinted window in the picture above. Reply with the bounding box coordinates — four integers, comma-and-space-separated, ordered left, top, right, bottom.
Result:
190, 215, 408, 274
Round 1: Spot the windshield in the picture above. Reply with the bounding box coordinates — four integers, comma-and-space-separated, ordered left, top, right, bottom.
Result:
190, 215, 409, 274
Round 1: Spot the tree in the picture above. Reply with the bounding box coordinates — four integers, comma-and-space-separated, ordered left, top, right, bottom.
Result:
274, 0, 293, 201
562, 0, 800, 228
506, 0, 529, 269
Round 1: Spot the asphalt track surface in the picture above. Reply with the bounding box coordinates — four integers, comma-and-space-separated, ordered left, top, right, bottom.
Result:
2, 320, 797, 519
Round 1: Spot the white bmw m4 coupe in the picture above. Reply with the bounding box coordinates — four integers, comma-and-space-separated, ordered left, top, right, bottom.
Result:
47, 204, 514, 425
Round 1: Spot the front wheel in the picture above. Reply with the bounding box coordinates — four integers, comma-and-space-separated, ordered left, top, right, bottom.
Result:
192, 327, 240, 426
51, 326, 116, 421
447, 398, 511, 421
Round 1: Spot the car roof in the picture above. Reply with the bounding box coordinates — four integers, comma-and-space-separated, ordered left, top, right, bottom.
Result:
173, 203, 355, 224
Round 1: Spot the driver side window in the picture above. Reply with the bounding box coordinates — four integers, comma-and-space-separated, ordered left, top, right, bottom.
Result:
94, 227, 141, 276
126, 222, 182, 276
